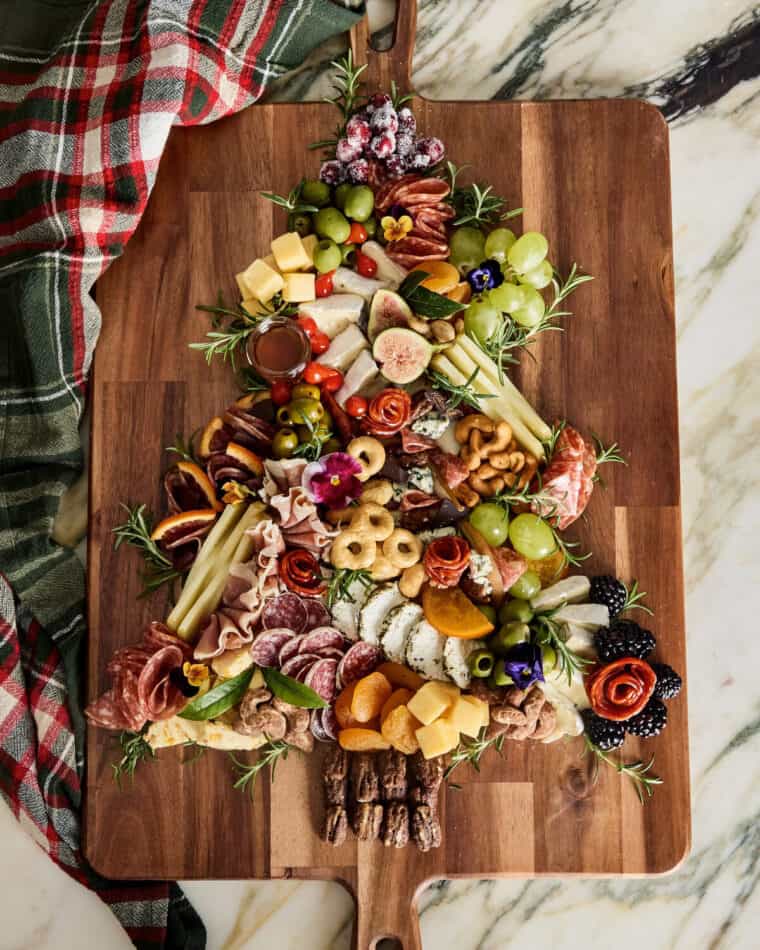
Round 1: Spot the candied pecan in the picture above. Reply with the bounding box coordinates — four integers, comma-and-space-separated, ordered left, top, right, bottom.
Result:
382, 802, 410, 848
410, 751, 444, 795
377, 749, 408, 801
411, 805, 442, 852
352, 802, 384, 840
350, 753, 380, 803
322, 805, 348, 846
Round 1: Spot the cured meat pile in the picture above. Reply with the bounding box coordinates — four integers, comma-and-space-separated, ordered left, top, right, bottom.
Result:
86, 623, 193, 732
374, 176, 455, 269
531, 425, 597, 529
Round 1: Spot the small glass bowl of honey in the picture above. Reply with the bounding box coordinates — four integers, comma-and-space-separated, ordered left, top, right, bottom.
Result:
246, 317, 311, 381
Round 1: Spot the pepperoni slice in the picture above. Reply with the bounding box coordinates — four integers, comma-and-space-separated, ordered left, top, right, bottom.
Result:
298, 627, 345, 656
362, 388, 412, 438
261, 593, 308, 634
337, 641, 383, 687
304, 657, 338, 702
280, 549, 326, 596
250, 628, 295, 668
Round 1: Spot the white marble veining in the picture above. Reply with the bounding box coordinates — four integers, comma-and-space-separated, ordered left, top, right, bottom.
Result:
4, 1, 760, 948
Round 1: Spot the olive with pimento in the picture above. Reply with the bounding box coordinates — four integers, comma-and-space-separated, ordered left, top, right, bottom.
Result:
276, 398, 325, 426
272, 428, 299, 459
291, 383, 321, 402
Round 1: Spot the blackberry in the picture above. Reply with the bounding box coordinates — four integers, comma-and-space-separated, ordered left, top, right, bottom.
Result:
625, 699, 667, 737
594, 620, 656, 662
589, 575, 627, 618
581, 710, 625, 750
651, 663, 682, 700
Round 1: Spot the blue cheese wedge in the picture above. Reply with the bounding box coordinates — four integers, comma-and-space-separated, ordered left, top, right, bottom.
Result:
443, 637, 485, 689
411, 414, 449, 440
468, 553, 493, 597
406, 619, 448, 681
358, 582, 406, 646
417, 526, 456, 546
408, 465, 434, 494
381, 602, 423, 664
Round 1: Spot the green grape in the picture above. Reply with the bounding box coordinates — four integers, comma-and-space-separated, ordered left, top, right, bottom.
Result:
499, 599, 534, 624
463, 298, 501, 346
494, 621, 531, 652
521, 260, 553, 289
468, 502, 510, 546
511, 286, 546, 328
508, 514, 556, 560
476, 604, 497, 624
449, 226, 486, 273
541, 644, 558, 672
508, 570, 541, 600
488, 281, 525, 314
484, 227, 516, 263
507, 231, 549, 274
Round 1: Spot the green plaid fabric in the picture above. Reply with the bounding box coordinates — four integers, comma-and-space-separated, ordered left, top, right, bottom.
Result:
0, 1, 363, 946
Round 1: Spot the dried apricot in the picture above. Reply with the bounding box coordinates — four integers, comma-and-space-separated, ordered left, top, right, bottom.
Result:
338, 727, 391, 752
375, 661, 424, 692
380, 705, 421, 755
334, 683, 359, 729
415, 261, 459, 294
380, 688, 413, 724
350, 671, 392, 723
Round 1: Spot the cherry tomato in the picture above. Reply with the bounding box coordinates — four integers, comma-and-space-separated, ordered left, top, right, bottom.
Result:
347, 222, 368, 245
314, 271, 334, 298
310, 331, 330, 356
296, 315, 318, 335
345, 395, 368, 418
270, 379, 292, 406
303, 362, 331, 385
355, 250, 378, 278
320, 368, 344, 393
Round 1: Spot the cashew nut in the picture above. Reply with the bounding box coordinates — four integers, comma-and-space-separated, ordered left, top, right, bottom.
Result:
408, 314, 432, 336
453, 482, 480, 508
479, 421, 513, 457
399, 562, 427, 598
468, 472, 505, 497
454, 414, 494, 445
430, 319, 455, 343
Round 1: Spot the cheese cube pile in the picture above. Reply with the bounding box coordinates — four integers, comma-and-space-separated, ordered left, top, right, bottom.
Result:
235, 231, 317, 305
408, 682, 489, 759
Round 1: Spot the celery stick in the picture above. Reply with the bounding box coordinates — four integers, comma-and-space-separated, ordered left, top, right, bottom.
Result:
166, 503, 246, 632
176, 505, 266, 641
456, 336, 552, 443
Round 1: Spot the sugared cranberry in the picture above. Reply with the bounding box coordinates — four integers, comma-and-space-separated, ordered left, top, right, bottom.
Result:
345, 114, 371, 147
410, 151, 432, 170
366, 92, 391, 113
415, 136, 445, 164
395, 131, 416, 157
370, 132, 396, 159
397, 107, 416, 134
319, 159, 346, 184
347, 158, 370, 183
384, 154, 406, 178
370, 103, 398, 134
336, 137, 361, 164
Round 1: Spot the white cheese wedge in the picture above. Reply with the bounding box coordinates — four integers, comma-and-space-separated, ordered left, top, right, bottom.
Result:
537, 680, 584, 743
545, 666, 590, 711
406, 619, 448, 681
358, 582, 406, 646
321, 324, 368, 372
562, 622, 597, 659
554, 603, 609, 630
332, 266, 389, 301
335, 349, 379, 405
146, 717, 266, 751
443, 636, 485, 689
270, 232, 311, 272
380, 602, 423, 664
359, 241, 407, 288
300, 233, 318, 269
299, 294, 364, 338
530, 576, 591, 613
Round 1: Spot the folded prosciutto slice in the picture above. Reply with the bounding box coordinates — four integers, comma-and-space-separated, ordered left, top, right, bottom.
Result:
532, 425, 597, 530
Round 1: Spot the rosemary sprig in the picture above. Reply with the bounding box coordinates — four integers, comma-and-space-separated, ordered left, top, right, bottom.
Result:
443, 160, 470, 194
492, 477, 562, 518
309, 49, 367, 152
260, 180, 319, 216
165, 430, 200, 464
325, 567, 373, 608
621, 579, 653, 617
112, 726, 154, 788
532, 611, 592, 685
451, 181, 522, 228
191, 294, 294, 369
180, 742, 207, 766
427, 367, 494, 412
547, 520, 592, 571
542, 419, 567, 459
237, 366, 269, 394
390, 79, 413, 111
584, 737, 663, 804
444, 727, 505, 781
593, 434, 626, 474
112, 504, 182, 598
291, 415, 332, 462
230, 741, 294, 799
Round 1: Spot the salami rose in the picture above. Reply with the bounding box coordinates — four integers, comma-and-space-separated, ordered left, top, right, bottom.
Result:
423, 536, 471, 588
362, 388, 412, 438
586, 658, 657, 721
279, 549, 326, 596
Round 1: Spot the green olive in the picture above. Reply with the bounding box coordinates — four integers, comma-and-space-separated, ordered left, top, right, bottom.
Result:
468, 648, 495, 678
287, 398, 325, 425
498, 599, 534, 624
334, 183, 352, 210
476, 604, 497, 624
490, 661, 513, 687
363, 216, 378, 238
541, 644, 558, 672
494, 621, 530, 653
341, 242, 356, 265
289, 212, 312, 237
272, 428, 299, 458
291, 383, 321, 402
296, 422, 331, 442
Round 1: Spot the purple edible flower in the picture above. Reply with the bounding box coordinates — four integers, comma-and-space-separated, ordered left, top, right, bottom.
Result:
502, 643, 544, 688
466, 259, 504, 293
302, 452, 363, 510
481, 258, 504, 288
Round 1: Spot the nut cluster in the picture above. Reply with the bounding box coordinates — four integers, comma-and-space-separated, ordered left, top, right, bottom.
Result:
453, 414, 539, 503
234, 687, 314, 752
471, 681, 556, 741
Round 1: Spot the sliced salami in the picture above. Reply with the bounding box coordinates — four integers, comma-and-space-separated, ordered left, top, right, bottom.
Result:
313, 647, 345, 662
298, 626, 345, 656
302, 598, 331, 631
321, 705, 339, 742
310, 708, 330, 742
304, 657, 338, 702
278, 635, 304, 666
280, 652, 322, 679
261, 593, 308, 634
250, 628, 295, 668
337, 641, 383, 687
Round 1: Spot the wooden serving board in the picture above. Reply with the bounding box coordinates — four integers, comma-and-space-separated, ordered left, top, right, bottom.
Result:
85, 4, 690, 945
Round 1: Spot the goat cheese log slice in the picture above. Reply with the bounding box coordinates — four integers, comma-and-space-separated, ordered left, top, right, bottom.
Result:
380, 602, 423, 664
443, 637, 486, 690
406, 620, 448, 682
358, 583, 406, 646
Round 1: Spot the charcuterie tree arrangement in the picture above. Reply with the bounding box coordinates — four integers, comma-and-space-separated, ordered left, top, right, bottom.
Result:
88, 53, 683, 849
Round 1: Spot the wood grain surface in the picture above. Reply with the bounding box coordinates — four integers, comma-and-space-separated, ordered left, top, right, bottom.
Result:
85, 3, 690, 946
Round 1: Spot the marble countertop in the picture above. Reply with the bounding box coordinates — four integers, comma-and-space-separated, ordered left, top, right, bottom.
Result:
4, 1, 759, 948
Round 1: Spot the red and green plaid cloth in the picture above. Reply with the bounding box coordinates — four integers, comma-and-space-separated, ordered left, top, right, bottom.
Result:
0, 1, 363, 947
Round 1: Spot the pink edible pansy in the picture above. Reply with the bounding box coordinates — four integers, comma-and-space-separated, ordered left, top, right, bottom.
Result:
302, 452, 363, 509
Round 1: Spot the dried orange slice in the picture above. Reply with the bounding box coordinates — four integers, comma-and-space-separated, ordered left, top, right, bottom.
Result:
414, 260, 460, 295
199, 417, 226, 458
422, 585, 494, 639
175, 461, 223, 511
150, 509, 217, 548
446, 281, 472, 304
225, 442, 264, 476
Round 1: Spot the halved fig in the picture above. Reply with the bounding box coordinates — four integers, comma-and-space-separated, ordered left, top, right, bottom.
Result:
165, 461, 222, 514
150, 509, 217, 551
372, 327, 432, 384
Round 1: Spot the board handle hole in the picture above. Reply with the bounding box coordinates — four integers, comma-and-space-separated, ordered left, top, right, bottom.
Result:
368, 0, 398, 51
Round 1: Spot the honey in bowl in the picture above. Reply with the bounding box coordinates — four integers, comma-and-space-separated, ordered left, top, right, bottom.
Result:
247, 317, 311, 381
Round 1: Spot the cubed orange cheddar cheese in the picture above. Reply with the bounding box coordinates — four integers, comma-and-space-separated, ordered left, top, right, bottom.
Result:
271, 232, 311, 272
282, 272, 315, 303
415, 719, 459, 759
407, 681, 459, 726
238, 258, 283, 303
441, 695, 487, 739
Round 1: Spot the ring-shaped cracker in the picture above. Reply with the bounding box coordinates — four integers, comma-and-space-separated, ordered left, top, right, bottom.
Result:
352, 501, 394, 541
382, 529, 423, 570
347, 436, 386, 482
330, 530, 376, 570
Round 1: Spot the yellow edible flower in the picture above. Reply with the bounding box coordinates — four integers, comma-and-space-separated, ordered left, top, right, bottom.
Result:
222, 480, 254, 504
381, 214, 413, 242
183, 662, 210, 688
